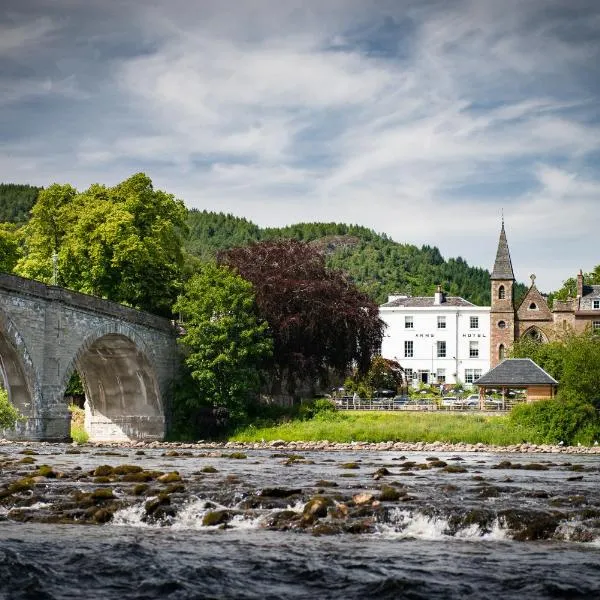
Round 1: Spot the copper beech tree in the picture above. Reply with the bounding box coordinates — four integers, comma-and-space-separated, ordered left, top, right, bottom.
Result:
219, 239, 385, 396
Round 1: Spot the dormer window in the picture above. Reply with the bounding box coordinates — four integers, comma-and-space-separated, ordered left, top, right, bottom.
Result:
498, 285, 505, 300
529, 302, 538, 310
594, 300, 600, 310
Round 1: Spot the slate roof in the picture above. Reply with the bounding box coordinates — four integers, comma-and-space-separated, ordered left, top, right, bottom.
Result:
580, 284, 600, 311
490, 223, 515, 280
475, 359, 558, 386
380, 296, 475, 308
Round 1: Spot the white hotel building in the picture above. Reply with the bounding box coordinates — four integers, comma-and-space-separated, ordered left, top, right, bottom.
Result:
379, 287, 491, 387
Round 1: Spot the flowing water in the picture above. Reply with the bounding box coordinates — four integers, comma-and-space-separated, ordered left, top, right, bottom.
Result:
0, 443, 599, 599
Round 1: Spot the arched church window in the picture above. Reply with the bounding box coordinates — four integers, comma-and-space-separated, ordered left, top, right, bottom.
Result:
529, 302, 538, 310
499, 285, 505, 300
498, 320, 506, 329
526, 328, 543, 342
499, 344, 505, 360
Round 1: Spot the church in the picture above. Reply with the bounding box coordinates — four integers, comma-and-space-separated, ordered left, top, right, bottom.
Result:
490, 222, 600, 367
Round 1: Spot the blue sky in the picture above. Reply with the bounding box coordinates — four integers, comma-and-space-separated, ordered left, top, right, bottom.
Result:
1, 0, 599, 293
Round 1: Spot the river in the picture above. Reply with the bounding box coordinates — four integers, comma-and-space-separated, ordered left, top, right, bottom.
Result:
0, 442, 599, 599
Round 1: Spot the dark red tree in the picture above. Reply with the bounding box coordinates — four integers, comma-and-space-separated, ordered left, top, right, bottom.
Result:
219, 240, 384, 394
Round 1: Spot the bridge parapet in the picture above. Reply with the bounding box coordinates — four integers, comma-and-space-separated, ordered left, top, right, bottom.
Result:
0, 272, 173, 332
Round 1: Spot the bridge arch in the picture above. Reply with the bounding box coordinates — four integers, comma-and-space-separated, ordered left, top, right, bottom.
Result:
0, 306, 41, 423
63, 323, 165, 441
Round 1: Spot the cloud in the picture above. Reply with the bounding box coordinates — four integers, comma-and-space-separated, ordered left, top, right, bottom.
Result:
0, 0, 599, 293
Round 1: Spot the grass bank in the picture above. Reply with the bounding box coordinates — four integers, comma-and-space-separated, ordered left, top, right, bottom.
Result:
231, 411, 539, 446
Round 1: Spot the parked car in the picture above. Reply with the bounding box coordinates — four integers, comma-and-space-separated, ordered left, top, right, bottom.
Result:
392, 395, 409, 405
461, 394, 480, 408
441, 396, 459, 407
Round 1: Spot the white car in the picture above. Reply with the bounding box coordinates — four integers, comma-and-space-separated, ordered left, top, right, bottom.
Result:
441, 396, 459, 407
457, 394, 480, 408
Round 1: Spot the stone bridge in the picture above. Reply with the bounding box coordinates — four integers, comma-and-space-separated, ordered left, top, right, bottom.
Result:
0, 273, 180, 442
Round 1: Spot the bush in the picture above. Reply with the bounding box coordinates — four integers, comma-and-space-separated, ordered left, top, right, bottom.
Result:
0, 387, 20, 430
298, 398, 337, 421
68, 404, 89, 443
510, 396, 600, 445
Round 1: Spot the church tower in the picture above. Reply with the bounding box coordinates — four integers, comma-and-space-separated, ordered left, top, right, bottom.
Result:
490, 220, 516, 366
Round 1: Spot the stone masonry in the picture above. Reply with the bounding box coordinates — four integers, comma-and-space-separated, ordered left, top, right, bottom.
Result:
0, 273, 180, 442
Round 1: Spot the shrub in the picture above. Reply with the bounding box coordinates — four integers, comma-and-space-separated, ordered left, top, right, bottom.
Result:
510, 396, 600, 445
0, 387, 20, 430
298, 398, 337, 421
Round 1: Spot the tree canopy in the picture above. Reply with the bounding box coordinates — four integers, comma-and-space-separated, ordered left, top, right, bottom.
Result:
510, 331, 600, 401
0, 223, 21, 274
14, 174, 187, 316
220, 239, 385, 395
0, 184, 41, 223
174, 262, 273, 421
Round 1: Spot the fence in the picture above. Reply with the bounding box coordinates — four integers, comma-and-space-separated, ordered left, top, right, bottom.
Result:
334, 396, 518, 412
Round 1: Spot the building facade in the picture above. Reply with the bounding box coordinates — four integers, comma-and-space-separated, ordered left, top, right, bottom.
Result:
489, 222, 600, 367
380, 286, 490, 387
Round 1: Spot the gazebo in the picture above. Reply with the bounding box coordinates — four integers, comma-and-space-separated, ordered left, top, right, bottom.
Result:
475, 358, 558, 406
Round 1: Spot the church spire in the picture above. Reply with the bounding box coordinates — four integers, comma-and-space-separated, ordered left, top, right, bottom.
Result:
491, 220, 515, 280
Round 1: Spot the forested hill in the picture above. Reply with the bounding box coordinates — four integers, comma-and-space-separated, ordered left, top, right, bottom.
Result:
0, 184, 41, 223
0, 185, 524, 305
185, 210, 523, 305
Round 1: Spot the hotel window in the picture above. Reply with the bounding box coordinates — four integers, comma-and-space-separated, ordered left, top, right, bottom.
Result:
499, 344, 505, 360
437, 316, 446, 329
405, 316, 414, 329
436, 369, 446, 383
464, 369, 482, 384
594, 300, 600, 309
404, 340, 414, 358
404, 368, 414, 382
593, 321, 600, 332
499, 285, 505, 299
469, 341, 479, 358
437, 341, 446, 358
470, 316, 479, 329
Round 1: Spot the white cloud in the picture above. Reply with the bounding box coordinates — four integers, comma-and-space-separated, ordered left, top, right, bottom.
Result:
0, 0, 599, 293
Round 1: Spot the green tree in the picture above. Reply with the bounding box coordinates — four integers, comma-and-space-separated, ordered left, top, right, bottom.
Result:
15, 174, 187, 316
551, 267, 600, 305
174, 262, 273, 422
0, 183, 41, 223
16, 183, 77, 283
560, 332, 600, 401
510, 331, 600, 401
0, 223, 22, 273
509, 337, 566, 382
0, 386, 20, 430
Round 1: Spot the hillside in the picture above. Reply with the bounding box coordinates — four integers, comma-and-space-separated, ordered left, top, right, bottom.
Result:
0, 184, 41, 223
0, 189, 525, 306
184, 212, 521, 305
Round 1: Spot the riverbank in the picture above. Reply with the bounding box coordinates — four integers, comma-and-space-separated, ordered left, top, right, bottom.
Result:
2, 438, 600, 454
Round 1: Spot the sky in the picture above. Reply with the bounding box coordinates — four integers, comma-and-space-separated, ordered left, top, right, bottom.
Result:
1, 0, 599, 293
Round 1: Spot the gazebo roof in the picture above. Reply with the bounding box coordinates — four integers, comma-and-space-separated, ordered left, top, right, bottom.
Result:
475, 358, 558, 386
